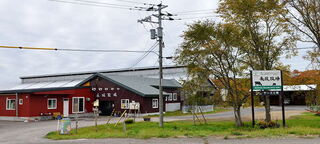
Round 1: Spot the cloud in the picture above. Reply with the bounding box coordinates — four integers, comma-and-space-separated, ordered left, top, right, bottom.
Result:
0, 0, 310, 89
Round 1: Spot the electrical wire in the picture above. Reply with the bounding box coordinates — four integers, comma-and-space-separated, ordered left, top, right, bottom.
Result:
71, 0, 139, 8
113, 0, 154, 6
137, 11, 150, 32
0, 46, 158, 54
177, 12, 217, 16
174, 9, 215, 14
130, 42, 159, 68
177, 15, 218, 20
48, 0, 146, 11
0, 45, 316, 55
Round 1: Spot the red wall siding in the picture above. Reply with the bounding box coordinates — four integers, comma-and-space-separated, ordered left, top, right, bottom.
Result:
0, 80, 181, 117
163, 88, 182, 111
0, 87, 94, 117
0, 94, 31, 117
18, 94, 31, 117
69, 88, 94, 114
90, 77, 182, 114
29, 88, 94, 116
0, 95, 16, 116
28, 94, 65, 117
142, 97, 159, 113
90, 77, 145, 113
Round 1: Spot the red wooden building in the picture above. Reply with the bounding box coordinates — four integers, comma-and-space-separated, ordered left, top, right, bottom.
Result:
0, 73, 182, 121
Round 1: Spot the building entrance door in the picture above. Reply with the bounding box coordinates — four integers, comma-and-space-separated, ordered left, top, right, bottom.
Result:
99, 101, 114, 116
63, 98, 69, 117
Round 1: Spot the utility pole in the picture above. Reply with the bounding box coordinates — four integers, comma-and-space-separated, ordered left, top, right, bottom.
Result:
138, 3, 175, 127
157, 3, 165, 128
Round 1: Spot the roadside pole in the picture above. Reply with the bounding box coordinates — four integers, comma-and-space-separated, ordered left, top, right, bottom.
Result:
157, 3, 164, 128
138, 3, 174, 127
280, 70, 286, 127
250, 71, 255, 127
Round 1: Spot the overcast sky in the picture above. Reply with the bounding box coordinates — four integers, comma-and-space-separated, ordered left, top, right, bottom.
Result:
0, 0, 312, 89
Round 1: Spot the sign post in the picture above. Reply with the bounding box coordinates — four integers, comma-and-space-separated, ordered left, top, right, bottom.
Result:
280, 71, 286, 127
250, 71, 255, 127
251, 70, 285, 127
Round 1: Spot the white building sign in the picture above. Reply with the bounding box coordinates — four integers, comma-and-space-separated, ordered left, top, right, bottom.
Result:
129, 102, 140, 110
252, 70, 282, 91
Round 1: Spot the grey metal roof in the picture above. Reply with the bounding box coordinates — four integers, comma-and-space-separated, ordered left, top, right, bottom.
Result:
20, 65, 186, 79
9, 79, 83, 90
283, 84, 317, 91
0, 73, 182, 96
101, 74, 182, 97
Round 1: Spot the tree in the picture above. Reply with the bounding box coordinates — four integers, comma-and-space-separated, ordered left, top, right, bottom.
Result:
175, 21, 249, 126
285, 0, 320, 68
217, 0, 298, 122
181, 76, 215, 106
285, 70, 320, 106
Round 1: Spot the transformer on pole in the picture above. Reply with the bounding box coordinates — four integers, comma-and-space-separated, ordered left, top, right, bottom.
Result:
137, 3, 175, 127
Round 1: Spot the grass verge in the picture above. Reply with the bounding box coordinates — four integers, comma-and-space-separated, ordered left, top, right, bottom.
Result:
148, 108, 230, 117
46, 112, 320, 140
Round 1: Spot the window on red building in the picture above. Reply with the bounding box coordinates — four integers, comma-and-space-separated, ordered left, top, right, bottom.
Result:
73, 97, 84, 113
6, 99, 15, 110
168, 93, 173, 101
173, 93, 177, 101
152, 99, 158, 108
121, 99, 129, 109
48, 98, 57, 109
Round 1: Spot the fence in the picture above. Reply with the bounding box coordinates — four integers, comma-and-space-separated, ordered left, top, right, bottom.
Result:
182, 105, 214, 113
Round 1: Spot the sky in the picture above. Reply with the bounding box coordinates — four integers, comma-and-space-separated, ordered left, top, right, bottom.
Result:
0, 0, 313, 89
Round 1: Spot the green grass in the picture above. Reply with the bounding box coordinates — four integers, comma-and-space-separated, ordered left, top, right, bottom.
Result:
149, 108, 230, 117
46, 112, 320, 140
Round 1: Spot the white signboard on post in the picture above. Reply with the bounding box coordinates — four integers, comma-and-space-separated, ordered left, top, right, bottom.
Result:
252, 70, 282, 91
129, 102, 140, 110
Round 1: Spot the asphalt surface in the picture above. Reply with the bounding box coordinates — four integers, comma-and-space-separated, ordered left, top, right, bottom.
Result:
1, 106, 317, 144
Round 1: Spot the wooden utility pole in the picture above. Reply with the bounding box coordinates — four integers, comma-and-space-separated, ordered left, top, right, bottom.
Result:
138, 3, 174, 127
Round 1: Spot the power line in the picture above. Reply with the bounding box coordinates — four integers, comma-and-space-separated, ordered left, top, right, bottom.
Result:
174, 9, 215, 14
130, 42, 159, 68
0, 46, 158, 54
48, 0, 147, 11
177, 12, 218, 16
0, 45, 316, 53
71, 0, 138, 8
112, 0, 154, 6
177, 15, 218, 20
131, 42, 158, 67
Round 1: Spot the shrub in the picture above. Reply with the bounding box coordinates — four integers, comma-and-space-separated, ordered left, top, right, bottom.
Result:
257, 120, 280, 129
124, 119, 134, 124
143, 116, 151, 121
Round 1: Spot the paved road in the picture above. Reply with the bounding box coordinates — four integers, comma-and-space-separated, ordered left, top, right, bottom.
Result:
34, 137, 320, 144
0, 106, 313, 144
162, 106, 306, 121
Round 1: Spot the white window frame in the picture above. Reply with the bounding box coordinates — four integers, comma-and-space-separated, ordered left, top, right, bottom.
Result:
173, 93, 177, 101
72, 97, 85, 113
168, 93, 173, 101
6, 99, 16, 110
19, 99, 23, 105
121, 99, 129, 109
152, 99, 158, 108
47, 98, 57, 109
